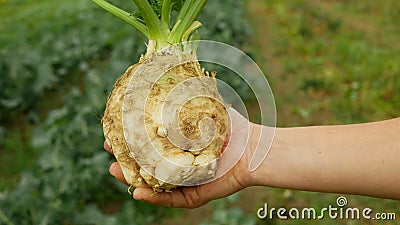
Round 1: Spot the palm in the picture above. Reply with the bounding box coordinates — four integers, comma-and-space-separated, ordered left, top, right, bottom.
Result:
105, 108, 254, 208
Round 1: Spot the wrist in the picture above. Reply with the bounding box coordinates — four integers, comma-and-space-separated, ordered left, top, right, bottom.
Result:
249, 126, 327, 191
242, 123, 275, 187
247, 126, 295, 188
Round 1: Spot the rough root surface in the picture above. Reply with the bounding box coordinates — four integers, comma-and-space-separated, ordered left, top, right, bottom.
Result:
102, 50, 227, 192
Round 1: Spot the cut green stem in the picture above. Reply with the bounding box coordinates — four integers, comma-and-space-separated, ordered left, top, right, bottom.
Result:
92, 0, 149, 37
131, 0, 169, 40
169, 0, 206, 43
92, 0, 208, 52
161, 0, 172, 27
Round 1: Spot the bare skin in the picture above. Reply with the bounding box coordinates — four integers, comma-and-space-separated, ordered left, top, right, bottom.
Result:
105, 112, 400, 208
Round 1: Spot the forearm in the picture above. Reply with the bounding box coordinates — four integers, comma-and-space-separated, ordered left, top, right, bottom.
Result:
250, 118, 400, 199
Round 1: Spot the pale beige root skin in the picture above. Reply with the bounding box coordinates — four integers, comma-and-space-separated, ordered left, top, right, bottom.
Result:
102, 64, 146, 188
102, 48, 227, 192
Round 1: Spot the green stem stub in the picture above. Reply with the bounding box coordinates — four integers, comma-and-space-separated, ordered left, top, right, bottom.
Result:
92, 0, 207, 52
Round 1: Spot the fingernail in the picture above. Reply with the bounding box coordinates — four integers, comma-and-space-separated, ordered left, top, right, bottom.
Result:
109, 162, 118, 176
133, 188, 143, 200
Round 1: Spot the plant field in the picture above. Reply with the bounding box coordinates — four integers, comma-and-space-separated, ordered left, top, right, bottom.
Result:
0, 0, 399, 224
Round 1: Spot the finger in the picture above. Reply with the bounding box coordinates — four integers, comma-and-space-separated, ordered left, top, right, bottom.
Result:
104, 141, 113, 154
221, 132, 230, 153
133, 187, 198, 208
109, 162, 128, 185
133, 169, 240, 208
133, 187, 174, 206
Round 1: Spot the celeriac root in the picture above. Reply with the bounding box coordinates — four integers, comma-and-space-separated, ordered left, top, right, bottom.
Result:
102, 47, 227, 192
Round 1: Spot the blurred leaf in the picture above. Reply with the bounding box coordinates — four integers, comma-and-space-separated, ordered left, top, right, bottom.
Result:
0, 0, 252, 224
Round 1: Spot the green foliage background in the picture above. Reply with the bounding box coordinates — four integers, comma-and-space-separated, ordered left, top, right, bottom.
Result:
0, 0, 399, 224
0, 0, 254, 224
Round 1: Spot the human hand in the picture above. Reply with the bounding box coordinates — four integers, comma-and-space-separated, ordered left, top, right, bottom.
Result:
105, 108, 259, 208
